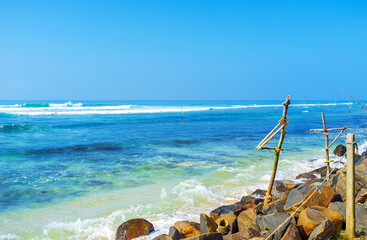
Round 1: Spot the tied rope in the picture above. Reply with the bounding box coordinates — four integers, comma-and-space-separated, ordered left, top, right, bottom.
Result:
264, 141, 356, 240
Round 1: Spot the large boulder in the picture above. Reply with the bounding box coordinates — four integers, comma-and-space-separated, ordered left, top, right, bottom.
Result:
200, 214, 218, 234
210, 204, 243, 220
328, 201, 367, 233
174, 221, 200, 234
223, 227, 260, 240
185, 233, 223, 240
333, 144, 346, 156
297, 206, 343, 238
280, 223, 301, 240
308, 220, 337, 240
284, 183, 335, 216
324, 166, 367, 201
237, 208, 257, 231
182, 225, 200, 238
262, 196, 287, 215
256, 212, 293, 240
274, 180, 301, 193
115, 218, 154, 240
153, 234, 174, 240
169, 226, 183, 240
355, 188, 367, 204
237, 189, 266, 206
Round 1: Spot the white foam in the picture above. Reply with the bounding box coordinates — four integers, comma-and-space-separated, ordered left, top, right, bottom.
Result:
0, 102, 353, 115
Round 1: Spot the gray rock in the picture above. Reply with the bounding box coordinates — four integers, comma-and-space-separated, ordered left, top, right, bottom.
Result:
256, 212, 292, 240
223, 227, 260, 240
185, 232, 223, 240
328, 201, 367, 233
200, 214, 218, 234
280, 223, 301, 240
308, 220, 337, 240
153, 234, 173, 240
333, 144, 346, 156
263, 196, 287, 214
211, 204, 242, 219
169, 226, 183, 240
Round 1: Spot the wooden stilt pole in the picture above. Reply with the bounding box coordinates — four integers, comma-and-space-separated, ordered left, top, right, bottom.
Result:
263, 96, 290, 206
346, 133, 355, 239
321, 113, 331, 176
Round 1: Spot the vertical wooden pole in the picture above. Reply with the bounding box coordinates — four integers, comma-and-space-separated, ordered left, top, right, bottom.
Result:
346, 133, 355, 239
321, 112, 330, 176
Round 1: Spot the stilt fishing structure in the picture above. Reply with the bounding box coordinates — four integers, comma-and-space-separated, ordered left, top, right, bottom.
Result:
342, 89, 367, 111
256, 95, 290, 206
310, 112, 347, 176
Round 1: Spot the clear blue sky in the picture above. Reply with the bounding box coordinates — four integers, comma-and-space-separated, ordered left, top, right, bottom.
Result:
0, 1, 366, 100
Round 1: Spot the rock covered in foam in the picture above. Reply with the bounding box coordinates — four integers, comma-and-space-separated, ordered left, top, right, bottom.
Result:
115, 218, 154, 240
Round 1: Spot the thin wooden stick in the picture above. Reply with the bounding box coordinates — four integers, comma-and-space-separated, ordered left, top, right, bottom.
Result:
261, 147, 284, 151
342, 89, 367, 111
256, 123, 281, 149
328, 126, 347, 148
257, 121, 289, 150
310, 127, 348, 131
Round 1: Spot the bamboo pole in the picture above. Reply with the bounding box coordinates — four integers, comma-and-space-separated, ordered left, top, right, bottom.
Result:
321, 112, 331, 175
342, 89, 367, 111
264, 96, 290, 206
346, 133, 355, 239
328, 126, 347, 148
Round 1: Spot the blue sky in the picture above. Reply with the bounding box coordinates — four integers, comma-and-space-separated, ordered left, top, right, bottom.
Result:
0, 1, 366, 100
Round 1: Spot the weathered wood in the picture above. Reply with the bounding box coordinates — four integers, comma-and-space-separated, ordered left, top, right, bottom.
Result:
256, 120, 289, 150
263, 96, 290, 206
328, 126, 347, 148
257, 122, 281, 149
342, 89, 367, 111
310, 127, 347, 131
346, 133, 355, 239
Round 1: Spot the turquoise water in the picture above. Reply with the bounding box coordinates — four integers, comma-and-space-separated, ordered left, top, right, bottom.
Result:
0, 100, 366, 239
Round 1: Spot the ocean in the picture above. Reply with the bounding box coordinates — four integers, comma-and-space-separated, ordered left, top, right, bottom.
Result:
0, 100, 366, 240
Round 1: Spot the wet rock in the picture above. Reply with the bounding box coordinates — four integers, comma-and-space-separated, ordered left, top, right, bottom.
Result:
169, 226, 183, 240
356, 151, 367, 165
115, 218, 154, 240
200, 214, 218, 234
295, 172, 318, 180
211, 204, 243, 220
174, 221, 200, 234
297, 206, 343, 238
153, 234, 174, 240
284, 183, 335, 216
262, 196, 287, 214
182, 225, 200, 238
324, 167, 367, 201
185, 232, 223, 240
254, 203, 264, 214
215, 213, 238, 233
328, 201, 367, 233
238, 189, 266, 206
256, 212, 292, 240
223, 227, 260, 240
333, 144, 346, 156
237, 208, 257, 231
280, 223, 301, 240
308, 220, 337, 240
274, 180, 300, 193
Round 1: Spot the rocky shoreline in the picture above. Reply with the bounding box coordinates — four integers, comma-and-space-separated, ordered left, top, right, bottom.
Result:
114, 144, 367, 240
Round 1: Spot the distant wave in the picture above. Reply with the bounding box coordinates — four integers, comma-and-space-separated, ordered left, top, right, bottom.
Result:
0, 102, 353, 115
0, 124, 44, 133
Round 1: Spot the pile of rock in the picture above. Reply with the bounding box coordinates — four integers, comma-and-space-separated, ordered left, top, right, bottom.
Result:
114, 147, 367, 240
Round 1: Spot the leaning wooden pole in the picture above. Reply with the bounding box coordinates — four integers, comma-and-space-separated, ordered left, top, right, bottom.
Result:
342, 89, 367, 111
346, 133, 355, 239
264, 96, 290, 206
